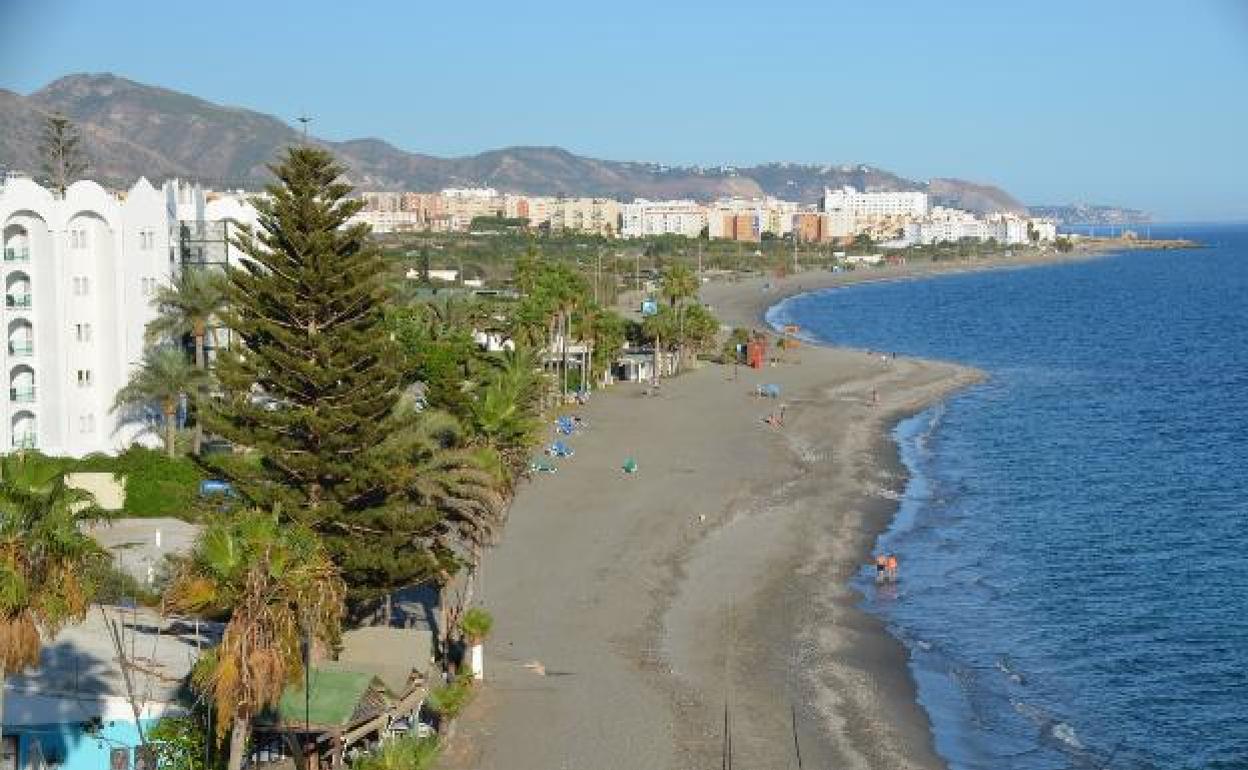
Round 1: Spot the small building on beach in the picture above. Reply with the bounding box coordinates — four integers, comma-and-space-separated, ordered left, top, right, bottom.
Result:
2, 607, 214, 770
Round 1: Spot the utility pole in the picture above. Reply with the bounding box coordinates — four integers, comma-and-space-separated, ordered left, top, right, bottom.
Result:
595, 247, 602, 305
296, 113, 312, 143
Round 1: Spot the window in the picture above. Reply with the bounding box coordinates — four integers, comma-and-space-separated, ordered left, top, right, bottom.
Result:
70, 229, 88, 249
78, 414, 96, 434
72, 276, 90, 296
75, 323, 93, 342
76, 369, 92, 387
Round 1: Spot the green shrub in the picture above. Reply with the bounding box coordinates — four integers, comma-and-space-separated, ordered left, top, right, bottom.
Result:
425, 673, 475, 720
459, 608, 494, 643
352, 735, 440, 770
148, 714, 222, 770
84, 558, 163, 607
79, 447, 207, 519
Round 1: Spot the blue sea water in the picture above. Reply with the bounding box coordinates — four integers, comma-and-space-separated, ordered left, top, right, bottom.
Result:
767, 225, 1248, 770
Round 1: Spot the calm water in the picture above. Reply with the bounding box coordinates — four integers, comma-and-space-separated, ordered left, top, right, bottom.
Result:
768, 225, 1248, 770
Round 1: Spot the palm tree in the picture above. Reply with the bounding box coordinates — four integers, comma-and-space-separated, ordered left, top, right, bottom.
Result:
470, 347, 543, 467
163, 510, 345, 770
642, 306, 677, 384
660, 264, 699, 371
146, 270, 227, 455
113, 347, 210, 458
660, 263, 698, 310
146, 269, 228, 370
0, 453, 108, 746
385, 409, 506, 552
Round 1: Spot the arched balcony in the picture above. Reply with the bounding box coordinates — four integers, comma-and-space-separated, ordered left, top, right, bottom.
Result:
9, 364, 35, 403
7, 319, 33, 357
5, 272, 31, 311
3, 224, 30, 263
11, 410, 36, 449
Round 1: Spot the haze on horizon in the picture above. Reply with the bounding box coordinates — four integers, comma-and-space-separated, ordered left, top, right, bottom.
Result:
1, 0, 1246, 221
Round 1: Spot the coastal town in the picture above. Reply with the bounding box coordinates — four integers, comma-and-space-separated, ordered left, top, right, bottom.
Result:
347, 184, 1060, 248
4, 2, 1240, 768
0, 122, 1128, 770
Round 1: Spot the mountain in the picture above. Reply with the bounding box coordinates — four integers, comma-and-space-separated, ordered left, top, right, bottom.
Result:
4, 73, 1048, 215
1027, 204, 1151, 226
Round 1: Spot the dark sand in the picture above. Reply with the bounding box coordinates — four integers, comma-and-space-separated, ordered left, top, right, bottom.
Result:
437, 250, 1136, 769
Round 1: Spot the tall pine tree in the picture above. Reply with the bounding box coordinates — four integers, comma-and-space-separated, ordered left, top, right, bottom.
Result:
205, 146, 440, 591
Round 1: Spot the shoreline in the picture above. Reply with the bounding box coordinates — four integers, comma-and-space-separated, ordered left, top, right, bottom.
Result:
438, 247, 1127, 770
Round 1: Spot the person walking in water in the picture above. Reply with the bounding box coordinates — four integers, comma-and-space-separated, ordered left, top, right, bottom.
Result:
875, 554, 888, 582
886, 553, 899, 582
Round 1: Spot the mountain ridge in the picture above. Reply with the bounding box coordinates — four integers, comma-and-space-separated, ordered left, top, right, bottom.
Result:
1, 72, 1072, 216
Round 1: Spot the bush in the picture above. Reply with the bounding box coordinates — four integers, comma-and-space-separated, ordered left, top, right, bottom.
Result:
459, 608, 494, 643
147, 714, 221, 770
84, 558, 163, 607
425, 673, 475, 720
78, 447, 207, 519
352, 735, 440, 770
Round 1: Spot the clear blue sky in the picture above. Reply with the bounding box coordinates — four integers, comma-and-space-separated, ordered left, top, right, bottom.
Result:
2, 0, 1246, 220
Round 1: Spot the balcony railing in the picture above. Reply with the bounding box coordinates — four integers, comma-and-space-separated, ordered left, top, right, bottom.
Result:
11, 433, 37, 449
3, 247, 30, 262
8, 341, 33, 356
10, 387, 36, 402
5, 295, 31, 309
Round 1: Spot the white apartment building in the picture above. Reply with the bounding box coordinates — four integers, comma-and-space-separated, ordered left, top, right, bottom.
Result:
548, 198, 621, 236
620, 200, 707, 239
821, 186, 930, 219
0, 175, 174, 456
346, 209, 422, 233
707, 197, 800, 239
902, 207, 1058, 246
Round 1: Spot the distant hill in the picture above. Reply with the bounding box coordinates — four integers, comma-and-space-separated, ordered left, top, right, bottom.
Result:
1027, 204, 1151, 226
1, 73, 1109, 217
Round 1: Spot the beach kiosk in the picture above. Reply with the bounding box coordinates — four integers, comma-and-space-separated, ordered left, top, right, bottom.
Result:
747, 334, 768, 369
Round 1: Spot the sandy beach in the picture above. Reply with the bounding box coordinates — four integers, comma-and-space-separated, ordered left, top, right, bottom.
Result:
437, 250, 1124, 769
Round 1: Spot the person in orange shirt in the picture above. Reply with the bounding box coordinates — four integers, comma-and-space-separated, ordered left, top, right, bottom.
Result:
886, 554, 899, 582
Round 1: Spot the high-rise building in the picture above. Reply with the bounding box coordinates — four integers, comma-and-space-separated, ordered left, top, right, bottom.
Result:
620, 200, 707, 239
0, 175, 174, 456
548, 198, 621, 236
820, 186, 930, 219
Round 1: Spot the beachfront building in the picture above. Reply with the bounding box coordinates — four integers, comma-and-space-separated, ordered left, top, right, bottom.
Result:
548, 197, 621, 236
901, 207, 1059, 246
0, 174, 177, 457
620, 199, 707, 239
820, 186, 930, 220
707, 197, 801, 241
792, 209, 856, 243
2, 607, 202, 770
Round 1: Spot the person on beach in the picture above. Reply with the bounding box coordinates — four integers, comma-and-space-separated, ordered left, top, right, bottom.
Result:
886, 553, 899, 582
875, 554, 888, 581
871, 387, 879, 406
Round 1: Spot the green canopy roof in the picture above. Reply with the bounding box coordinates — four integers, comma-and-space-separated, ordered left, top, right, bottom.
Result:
276, 668, 380, 728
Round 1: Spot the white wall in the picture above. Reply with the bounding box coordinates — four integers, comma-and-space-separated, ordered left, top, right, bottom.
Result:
0, 176, 175, 457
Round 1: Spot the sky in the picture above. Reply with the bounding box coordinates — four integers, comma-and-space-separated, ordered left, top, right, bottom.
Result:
1, 0, 1246, 220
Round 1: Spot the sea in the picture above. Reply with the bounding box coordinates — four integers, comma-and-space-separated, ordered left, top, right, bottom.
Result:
767, 224, 1248, 770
